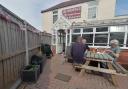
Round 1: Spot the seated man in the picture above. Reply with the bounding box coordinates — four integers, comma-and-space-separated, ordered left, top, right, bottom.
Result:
105, 39, 121, 62
71, 36, 86, 65
100, 39, 121, 68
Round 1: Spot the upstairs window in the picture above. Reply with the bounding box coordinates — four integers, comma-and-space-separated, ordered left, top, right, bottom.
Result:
88, 1, 98, 19
53, 10, 58, 23
88, 7, 97, 19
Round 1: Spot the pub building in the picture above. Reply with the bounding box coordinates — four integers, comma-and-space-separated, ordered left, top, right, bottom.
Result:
41, 0, 128, 63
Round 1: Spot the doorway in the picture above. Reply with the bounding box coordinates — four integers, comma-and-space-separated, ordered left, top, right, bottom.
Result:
57, 29, 66, 54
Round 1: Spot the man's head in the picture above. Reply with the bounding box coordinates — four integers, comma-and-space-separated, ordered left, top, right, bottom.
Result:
76, 36, 83, 43
82, 39, 87, 44
110, 39, 119, 48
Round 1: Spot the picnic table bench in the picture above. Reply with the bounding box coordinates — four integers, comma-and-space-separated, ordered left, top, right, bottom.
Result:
74, 51, 128, 86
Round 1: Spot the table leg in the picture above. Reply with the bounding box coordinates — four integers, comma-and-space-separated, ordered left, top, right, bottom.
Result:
79, 61, 90, 77
107, 63, 118, 86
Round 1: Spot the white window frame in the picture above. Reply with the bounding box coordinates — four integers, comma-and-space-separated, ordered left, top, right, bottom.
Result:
72, 28, 82, 34
82, 28, 94, 46
69, 25, 128, 49
109, 26, 126, 47
87, 1, 98, 20
53, 10, 58, 23
94, 27, 109, 46
88, 6, 97, 19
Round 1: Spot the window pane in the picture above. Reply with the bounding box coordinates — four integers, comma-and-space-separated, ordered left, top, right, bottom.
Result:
82, 34, 93, 43
96, 27, 108, 32
73, 29, 81, 33
53, 15, 58, 23
67, 29, 70, 34
88, 7, 97, 19
110, 26, 126, 32
127, 33, 128, 47
58, 35, 65, 44
95, 34, 108, 46
72, 34, 81, 42
83, 28, 93, 32
67, 35, 70, 43
110, 32, 125, 47
53, 10, 58, 14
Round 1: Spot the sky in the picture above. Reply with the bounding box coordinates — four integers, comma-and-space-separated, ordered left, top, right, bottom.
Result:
116, 0, 128, 16
0, 0, 128, 31
0, 0, 67, 31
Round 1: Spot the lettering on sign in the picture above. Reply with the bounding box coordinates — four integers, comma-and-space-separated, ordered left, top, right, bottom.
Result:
62, 6, 81, 19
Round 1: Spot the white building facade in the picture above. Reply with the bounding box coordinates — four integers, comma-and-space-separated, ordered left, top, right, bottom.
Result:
41, 0, 128, 53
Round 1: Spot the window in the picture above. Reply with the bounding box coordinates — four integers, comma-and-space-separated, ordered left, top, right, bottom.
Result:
88, 1, 98, 19
110, 26, 126, 32
53, 10, 58, 23
88, 7, 97, 19
82, 34, 93, 45
110, 33, 125, 47
53, 11, 58, 14
69, 26, 128, 47
96, 27, 108, 32
110, 26, 125, 47
83, 28, 93, 32
94, 34, 108, 46
73, 29, 81, 33
72, 34, 81, 42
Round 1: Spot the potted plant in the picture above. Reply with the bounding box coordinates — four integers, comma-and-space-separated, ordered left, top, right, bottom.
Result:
21, 65, 40, 82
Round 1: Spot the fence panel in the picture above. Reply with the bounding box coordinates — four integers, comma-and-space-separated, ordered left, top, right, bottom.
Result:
0, 18, 26, 89
0, 61, 4, 89
40, 32, 52, 45
0, 8, 51, 89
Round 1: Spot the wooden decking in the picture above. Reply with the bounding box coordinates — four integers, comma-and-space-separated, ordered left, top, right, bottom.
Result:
18, 55, 128, 89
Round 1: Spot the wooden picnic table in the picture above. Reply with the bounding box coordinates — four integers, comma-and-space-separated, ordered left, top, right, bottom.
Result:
75, 51, 128, 86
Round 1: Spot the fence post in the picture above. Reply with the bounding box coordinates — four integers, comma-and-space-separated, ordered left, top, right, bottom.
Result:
24, 21, 29, 66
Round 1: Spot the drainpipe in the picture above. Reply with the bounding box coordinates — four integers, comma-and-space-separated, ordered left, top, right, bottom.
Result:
24, 21, 29, 66
65, 29, 68, 54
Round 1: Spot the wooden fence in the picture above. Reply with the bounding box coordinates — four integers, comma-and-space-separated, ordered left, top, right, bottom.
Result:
0, 12, 51, 89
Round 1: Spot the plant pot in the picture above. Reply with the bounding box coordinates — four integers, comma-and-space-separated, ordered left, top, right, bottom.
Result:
21, 65, 40, 82
30, 55, 46, 73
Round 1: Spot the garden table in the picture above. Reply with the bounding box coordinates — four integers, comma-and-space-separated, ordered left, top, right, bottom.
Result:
75, 51, 128, 86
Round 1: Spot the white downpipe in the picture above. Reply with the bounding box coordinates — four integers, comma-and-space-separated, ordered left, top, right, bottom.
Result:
55, 30, 58, 54
24, 22, 29, 66
65, 29, 68, 54
69, 29, 72, 45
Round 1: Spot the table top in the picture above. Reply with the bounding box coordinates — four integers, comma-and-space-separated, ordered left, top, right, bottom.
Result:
85, 51, 114, 62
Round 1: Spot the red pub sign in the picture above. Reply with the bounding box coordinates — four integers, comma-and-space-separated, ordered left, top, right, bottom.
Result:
62, 6, 81, 19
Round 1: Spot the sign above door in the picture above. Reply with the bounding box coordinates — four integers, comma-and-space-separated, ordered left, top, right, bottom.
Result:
62, 6, 81, 19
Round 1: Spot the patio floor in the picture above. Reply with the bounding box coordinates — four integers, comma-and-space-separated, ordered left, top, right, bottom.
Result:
18, 55, 128, 89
